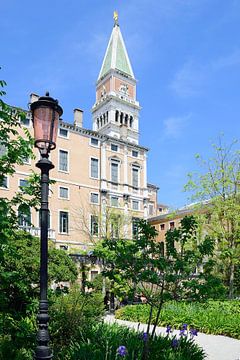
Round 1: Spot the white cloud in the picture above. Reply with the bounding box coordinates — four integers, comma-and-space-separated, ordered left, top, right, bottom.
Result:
170, 61, 206, 97
170, 48, 240, 98
163, 113, 192, 138
211, 49, 240, 70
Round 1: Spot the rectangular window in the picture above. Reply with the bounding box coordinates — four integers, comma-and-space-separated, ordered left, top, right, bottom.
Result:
91, 158, 99, 178
19, 179, 28, 188
160, 224, 165, 231
59, 128, 68, 138
132, 150, 138, 157
132, 167, 139, 188
20, 116, 30, 127
111, 144, 118, 152
90, 192, 99, 204
111, 217, 119, 239
59, 150, 68, 172
91, 270, 98, 281
91, 215, 98, 236
22, 156, 30, 164
149, 204, 154, 216
91, 138, 99, 146
59, 211, 69, 234
0, 176, 8, 189
18, 205, 31, 227
111, 196, 119, 207
170, 221, 175, 230
0, 144, 6, 157
111, 161, 119, 183
132, 217, 139, 239
132, 200, 139, 210
59, 186, 69, 199
160, 242, 164, 256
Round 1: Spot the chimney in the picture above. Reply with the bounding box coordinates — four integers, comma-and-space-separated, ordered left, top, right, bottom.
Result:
74, 108, 83, 128
30, 93, 39, 103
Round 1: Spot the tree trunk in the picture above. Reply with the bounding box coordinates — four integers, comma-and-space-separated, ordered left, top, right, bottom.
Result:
228, 262, 235, 299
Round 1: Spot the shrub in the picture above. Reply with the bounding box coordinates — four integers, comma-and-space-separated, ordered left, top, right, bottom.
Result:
115, 301, 240, 339
49, 286, 104, 355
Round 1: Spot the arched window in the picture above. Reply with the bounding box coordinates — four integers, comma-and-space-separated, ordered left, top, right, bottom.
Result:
129, 116, 133, 128
120, 112, 123, 124
18, 204, 31, 227
115, 110, 119, 122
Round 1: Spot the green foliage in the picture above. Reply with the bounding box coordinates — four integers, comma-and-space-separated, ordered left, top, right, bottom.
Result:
49, 286, 104, 354
0, 78, 39, 263
0, 312, 36, 360
96, 218, 223, 304
0, 232, 78, 315
116, 300, 240, 339
67, 323, 205, 360
184, 137, 240, 298
96, 217, 224, 359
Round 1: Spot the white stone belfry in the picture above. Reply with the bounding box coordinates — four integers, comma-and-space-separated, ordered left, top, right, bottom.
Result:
91, 14, 140, 144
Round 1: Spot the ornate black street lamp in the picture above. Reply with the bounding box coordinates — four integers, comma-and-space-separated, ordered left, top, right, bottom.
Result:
31, 92, 63, 360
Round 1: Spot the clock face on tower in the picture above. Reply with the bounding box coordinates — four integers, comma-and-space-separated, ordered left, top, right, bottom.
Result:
119, 83, 129, 96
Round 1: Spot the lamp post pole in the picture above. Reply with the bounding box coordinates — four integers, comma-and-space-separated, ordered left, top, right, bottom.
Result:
31, 93, 63, 360
35, 157, 54, 360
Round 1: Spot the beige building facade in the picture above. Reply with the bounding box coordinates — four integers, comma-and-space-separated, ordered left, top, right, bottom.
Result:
0, 18, 159, 256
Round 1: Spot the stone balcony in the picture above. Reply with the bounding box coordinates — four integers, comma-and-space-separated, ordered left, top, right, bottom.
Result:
19, 226, 56, 240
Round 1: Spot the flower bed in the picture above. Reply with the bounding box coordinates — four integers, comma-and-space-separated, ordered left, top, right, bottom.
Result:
66, 323, 205, 360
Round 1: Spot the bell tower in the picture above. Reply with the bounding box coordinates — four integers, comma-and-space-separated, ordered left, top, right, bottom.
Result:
92, 12, 140, 144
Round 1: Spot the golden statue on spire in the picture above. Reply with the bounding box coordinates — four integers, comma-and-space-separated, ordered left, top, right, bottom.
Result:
113, 11, 119, 25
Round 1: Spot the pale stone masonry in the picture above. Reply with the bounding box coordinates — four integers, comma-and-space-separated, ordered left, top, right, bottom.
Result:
0, 16, 159, 257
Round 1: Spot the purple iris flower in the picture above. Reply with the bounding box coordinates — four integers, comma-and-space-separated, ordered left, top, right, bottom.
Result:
190, 328, 198, 337
179, 329, 187, 337
142, 332, 148, 342
171, 338, 179, 349
117, 346, 127, 357
179, 324, 188, 337
166, 325, 172, 334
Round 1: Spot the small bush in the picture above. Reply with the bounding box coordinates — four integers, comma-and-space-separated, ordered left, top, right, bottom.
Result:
49, 286, 104, 355
115, 301, 240, 339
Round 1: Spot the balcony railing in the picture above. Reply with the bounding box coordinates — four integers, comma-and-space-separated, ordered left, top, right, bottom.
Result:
19, 226, 56, 240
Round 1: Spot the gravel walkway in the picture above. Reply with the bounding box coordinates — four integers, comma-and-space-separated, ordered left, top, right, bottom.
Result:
104, 315, 240, 360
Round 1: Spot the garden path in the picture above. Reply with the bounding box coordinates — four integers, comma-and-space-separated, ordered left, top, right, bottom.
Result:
104, 315, 240, 360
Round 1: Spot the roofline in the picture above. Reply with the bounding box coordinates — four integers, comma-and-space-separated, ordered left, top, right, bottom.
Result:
148, 203, 211, 224
8, 104, 149, 151
147, 183, 159, 190
60, 120, 149, 151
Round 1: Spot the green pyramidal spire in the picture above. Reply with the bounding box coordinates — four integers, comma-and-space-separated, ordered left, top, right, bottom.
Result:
98, 13, 135, 80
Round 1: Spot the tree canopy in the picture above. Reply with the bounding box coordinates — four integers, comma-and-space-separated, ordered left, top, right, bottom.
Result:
185, 137, 240, 298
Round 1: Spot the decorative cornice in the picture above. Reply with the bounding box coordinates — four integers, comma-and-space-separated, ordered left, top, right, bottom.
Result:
60, 120, 149, 151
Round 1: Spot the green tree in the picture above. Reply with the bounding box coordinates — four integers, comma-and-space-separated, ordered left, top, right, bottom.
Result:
0, 232, 78, 315
0, 78, 78, 359
185, 137, 240, 298
96, 218, 222, 359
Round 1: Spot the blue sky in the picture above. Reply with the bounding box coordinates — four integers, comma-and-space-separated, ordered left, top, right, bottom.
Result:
1, 0, 240, 208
